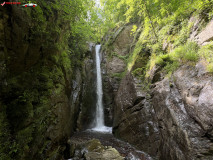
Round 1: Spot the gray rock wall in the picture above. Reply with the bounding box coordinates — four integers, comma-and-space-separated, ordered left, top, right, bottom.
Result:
113, 73, 160, 157
113, 65, 213, 159
101, 25, 134, 126
77, 45, 97, 130
104, 19, 213, 160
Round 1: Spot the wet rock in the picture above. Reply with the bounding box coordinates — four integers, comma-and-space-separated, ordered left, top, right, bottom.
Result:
77, 46, 97, 130
152, 78, 194, 160
174, 65, 213, 134
69, 130, 153, 160
68, 138, 124, 160
102, 75, 114, 126
86, 139, 105, 152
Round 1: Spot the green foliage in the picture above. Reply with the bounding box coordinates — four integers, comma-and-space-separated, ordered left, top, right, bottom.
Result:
132, 67, 146, 78
1, 0, 102, 159
127, 37, 144, 71
131, 25, 138, 34
0, 50, 73, 158
198, 42, 213, 72
170, 41, 199, 62
194, 0, 213, 19
172, 21, 194, 47
164, 61, 180, 76
110, 71, 126, 79
147, 41, 199, 77
155, 54, 172, 66
111, 52, 129, 62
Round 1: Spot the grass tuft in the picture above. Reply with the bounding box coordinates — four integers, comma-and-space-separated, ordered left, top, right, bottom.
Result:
198, 42, 213, 72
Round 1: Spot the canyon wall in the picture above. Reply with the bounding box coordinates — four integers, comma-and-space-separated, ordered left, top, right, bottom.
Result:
0, 4, 95, 160
101, 19, 213, 159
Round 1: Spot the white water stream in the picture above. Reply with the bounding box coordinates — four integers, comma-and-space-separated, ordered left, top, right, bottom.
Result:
92, 45, 112, 133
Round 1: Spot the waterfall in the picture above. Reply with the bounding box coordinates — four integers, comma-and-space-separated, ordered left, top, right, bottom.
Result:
95, 44, 104, 127
92, 45, 112, 133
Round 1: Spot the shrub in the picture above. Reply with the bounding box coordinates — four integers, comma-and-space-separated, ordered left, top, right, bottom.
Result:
198, 42, 213, 72
155, 54, 172, 66
170, 41, 199, 62
147, 41, 199, 77
164, 61, 180, 75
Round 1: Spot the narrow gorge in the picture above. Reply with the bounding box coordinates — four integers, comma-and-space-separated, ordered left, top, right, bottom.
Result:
0, 0, 213, 160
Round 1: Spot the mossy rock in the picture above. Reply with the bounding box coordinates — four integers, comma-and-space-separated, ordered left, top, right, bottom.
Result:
85, 139, 105, 153
85, 146, 124, 160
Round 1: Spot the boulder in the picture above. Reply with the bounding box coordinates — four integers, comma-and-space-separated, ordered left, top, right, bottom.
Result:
68, 138, 124, 160
85, 147, 124, 160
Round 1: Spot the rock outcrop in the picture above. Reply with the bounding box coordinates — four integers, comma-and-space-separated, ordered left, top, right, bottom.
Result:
77, 44, 97, 130
101, 25, 134, 126
112, 64, 213, 160
151, 64, 213, 160
102, 18, 213, 160
113, 73, 160, 158
196, 20, 213, 45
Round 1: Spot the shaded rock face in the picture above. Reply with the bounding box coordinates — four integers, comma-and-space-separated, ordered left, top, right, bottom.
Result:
0, 5, 92, 160
102, 25, 134, 126
113, 25, 134, 56
113, 64, 213, 159
77, 45, 97, 130
113, 73, 160, 158
102, 72, 114, 126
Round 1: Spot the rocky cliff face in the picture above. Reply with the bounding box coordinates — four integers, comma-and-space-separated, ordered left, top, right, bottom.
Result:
102, 20, 213, 159
0, 4, 93, 160
151, 64, 213, 160
113, 73, 160, 157
101, 25, 134, 126
77, 44, 97, 130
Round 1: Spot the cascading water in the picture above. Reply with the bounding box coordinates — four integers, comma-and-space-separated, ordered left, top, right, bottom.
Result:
92, 45, 112, 133
95, 45, 104, 127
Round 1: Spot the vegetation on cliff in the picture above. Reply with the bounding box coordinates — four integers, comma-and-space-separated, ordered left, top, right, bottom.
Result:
99, 1, 213, 159
0, 0, 100, 159
1, 0, 213, 159
100, 0, 213, 80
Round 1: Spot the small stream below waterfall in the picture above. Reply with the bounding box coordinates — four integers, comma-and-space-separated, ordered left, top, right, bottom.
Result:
68, 130, 153, 160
